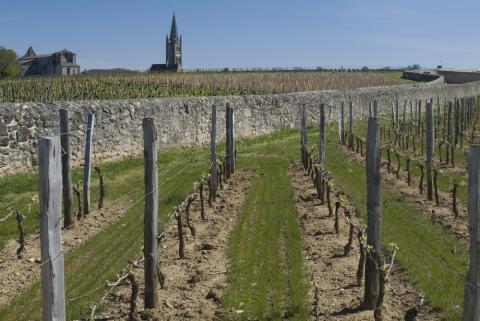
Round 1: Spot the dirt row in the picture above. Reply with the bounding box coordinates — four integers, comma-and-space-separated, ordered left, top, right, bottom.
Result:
0, 195, 133, 307
96, 169, 252, 321
288, 162, 442, 320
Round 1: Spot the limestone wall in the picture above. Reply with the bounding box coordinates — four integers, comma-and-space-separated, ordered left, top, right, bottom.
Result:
436, 69, 480, 84
402, 70, 442, 83
1, 79, 480, 174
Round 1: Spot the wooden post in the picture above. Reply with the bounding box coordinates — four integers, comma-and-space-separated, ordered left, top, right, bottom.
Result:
463, 145, 480, 321
364, 116, 382, 309
38, 136, 66, 321
228, 105, 235, 174
417, 100, 422, 136
390, 102, 395, 128
142, 118, 159, 309
225, 103, 231, 179
395, 100, 399, 129
301, 104, 308, 167
319, 104, 325, 171
83, 113, 94, 216
59, 109, 73, 228
373, 100, 378, 117
339, 101, 345, 144
349, 101, 354, 148
426, 102, 434, 201
211, 105, 217, 199
447, 101, 453, 164
455, 99, 460, 146
231, 108, 236, 172
409, 101, 414, 135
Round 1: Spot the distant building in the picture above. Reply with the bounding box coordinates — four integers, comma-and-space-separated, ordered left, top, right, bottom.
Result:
18, 47, 80, 76
150, 14, 182, 72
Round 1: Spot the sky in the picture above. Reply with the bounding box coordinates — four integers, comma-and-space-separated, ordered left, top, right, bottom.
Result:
1, 0, 478, 71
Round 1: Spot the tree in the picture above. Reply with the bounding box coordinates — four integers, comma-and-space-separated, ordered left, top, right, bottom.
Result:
361, 66, 369, 72
406, 64, 421, 70
0, 48, 20, 78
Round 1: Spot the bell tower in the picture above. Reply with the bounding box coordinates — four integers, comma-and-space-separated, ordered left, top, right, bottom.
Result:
166, 14, 182, 70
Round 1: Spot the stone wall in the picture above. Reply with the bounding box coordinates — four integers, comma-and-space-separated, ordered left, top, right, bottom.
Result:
402, 70, 442, 82
436, 69, 480, 84
1, 79, 480, 174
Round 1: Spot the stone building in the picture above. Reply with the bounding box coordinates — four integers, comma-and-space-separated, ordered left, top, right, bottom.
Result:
150, 14, 182, 72
18, 47, 81, 76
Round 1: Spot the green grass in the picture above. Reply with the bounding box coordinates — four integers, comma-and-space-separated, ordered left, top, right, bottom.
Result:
222, 157, 307, 320
0, 146, 210, 320
383, 71, 418, 84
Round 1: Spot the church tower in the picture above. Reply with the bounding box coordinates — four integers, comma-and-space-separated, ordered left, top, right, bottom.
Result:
166, 14, 182, 70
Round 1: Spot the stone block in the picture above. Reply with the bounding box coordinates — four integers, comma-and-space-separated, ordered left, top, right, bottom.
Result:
0, 123, 7, 136
16, 127, 31, 142
0, 137, 9, 147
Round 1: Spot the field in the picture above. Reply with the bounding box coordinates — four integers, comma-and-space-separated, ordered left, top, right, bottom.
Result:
0, 71, 411, 103
0, 93, 478, 321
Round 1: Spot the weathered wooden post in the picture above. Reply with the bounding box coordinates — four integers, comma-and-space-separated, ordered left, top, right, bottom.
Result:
319, 104, 326, 170
83, 113, 94, 216
373, 100, 378, 117
395, 100, 399, 129
348, 101, 354, 148
59, 109, 73, 228
142, 118, 159, 309
230, 108, 236, 172
211, 105, 218, 199
417, 100, 422, 136
426, 102, 434, 201
301, 104, 308, 168
463, 145, 480, 321
363, 116, 382, 309
455, 99, 460, 146
409, 101, 414, 135
447, 101, 453, 164
390, 101, 395, 128
227, 104, 235, 174
225, 103, 231, 179
339, 101, 345, 144
38, 136, 66, 321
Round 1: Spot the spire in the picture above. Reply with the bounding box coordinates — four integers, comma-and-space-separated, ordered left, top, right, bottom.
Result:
25, 46, 36, 58
170, 13, 178, 39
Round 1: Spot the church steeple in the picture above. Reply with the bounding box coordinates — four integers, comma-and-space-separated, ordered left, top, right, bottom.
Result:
170, 13, 178, 39
165, 13, 182, 70
150, 13, 182, 72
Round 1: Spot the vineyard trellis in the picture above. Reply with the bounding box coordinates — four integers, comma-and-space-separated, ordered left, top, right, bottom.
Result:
4, 90, 480, 320
299, 95, 480, 320
0, 101, 237, 320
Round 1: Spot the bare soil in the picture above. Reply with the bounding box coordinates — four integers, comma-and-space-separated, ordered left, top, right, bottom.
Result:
95, 169, 252, 321
288, 162, 442, 321
0, 196, 131, 307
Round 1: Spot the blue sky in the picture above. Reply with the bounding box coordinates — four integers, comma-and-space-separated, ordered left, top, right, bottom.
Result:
1, 0, 478, 71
